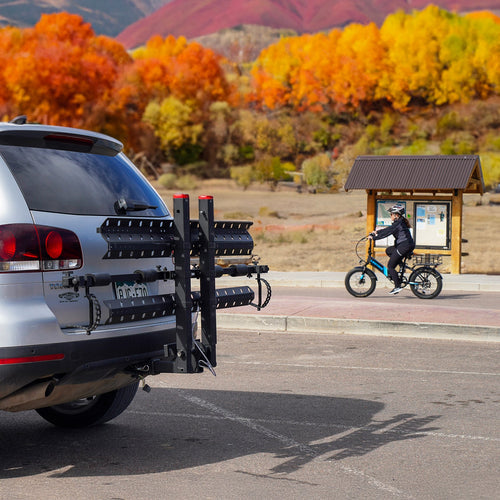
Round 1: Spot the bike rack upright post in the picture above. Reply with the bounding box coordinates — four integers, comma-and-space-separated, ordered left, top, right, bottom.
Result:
173, 193, 193, 373
198, 195, 217, 367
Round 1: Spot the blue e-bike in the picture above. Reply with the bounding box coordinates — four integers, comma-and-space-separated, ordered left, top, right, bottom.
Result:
345, 237, 443, 299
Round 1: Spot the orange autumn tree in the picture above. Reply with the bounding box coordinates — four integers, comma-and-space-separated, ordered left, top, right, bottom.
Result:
250, 23, 387, 112
118, 35, 238, 164
286, 33, 335, 111
0, 13, 132, 131
327, 23, 387, 109
118, 35, 237, 119
0, 26, 23, 117
249, 37, 299, 109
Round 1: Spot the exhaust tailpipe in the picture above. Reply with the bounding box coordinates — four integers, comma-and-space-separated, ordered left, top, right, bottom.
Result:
0, 380, 55, 411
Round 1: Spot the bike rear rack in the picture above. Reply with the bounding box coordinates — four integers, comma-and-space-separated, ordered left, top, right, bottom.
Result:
62, 194, 271, 374
413, 254, 443, 266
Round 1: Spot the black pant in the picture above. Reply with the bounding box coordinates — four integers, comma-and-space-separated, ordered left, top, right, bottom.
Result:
386, 244, 414, 287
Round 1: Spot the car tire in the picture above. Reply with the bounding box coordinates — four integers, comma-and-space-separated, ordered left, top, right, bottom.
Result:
35, 381, 139, 428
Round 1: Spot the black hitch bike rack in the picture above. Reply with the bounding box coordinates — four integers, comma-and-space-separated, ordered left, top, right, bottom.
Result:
62, 194, 271, 375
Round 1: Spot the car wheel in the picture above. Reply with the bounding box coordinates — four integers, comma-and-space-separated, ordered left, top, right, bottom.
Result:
35, 381, 139, 428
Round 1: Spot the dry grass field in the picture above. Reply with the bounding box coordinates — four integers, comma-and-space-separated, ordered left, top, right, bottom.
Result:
154, 179, 500, 275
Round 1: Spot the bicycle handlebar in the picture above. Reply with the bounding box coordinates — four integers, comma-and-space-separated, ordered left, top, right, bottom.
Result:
355, 236, 372, 262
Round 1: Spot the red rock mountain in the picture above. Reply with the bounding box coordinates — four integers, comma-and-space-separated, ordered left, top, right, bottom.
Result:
117, 0, 500, 49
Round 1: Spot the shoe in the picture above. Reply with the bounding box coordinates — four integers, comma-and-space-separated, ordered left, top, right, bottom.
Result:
389, 287, 402, 295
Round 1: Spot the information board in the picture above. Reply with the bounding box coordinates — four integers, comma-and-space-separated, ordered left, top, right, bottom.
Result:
374, 200, 410, 247
414, 202, 450, 248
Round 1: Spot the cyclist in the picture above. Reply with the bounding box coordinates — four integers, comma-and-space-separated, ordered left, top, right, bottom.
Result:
369, 204, 415, 295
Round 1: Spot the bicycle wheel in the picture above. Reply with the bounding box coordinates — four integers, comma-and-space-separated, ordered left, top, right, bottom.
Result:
409, 267, 442, 299
345, 267, 377, 297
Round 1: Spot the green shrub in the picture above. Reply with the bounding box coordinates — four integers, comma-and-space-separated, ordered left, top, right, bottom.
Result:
436, 111, 465, 136
313, 127, 331, 148
254, 156, 287, 190
181, 161, 209, 177
175, 174, 198, 190
238, 145, 255, 161
219, 144, 239, 165
481, 133, 500, 152
223, 211, 252, 219
158, 173, 177, 189
478, 152, 500, 189
379, 113, 396, 144
302, 153, 332, 190
440, 132, 476, 155
230, 165, 254, 189
400, 139, 432, 155
258, 206, 280, 218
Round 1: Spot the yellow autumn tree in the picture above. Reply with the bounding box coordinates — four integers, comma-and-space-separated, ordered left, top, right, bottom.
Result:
143, 96, 203, 164
378, 6, 453, 108
468, 14, 500, 95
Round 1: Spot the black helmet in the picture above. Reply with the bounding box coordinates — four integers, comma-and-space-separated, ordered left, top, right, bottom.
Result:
388, 204, 405, 216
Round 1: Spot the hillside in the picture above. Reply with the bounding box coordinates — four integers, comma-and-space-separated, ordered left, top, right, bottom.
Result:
0, 0, 172, 37
2, 1, 500, 47
117, 0, 500, 49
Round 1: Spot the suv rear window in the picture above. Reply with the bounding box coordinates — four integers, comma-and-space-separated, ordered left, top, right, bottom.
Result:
0, 145, 169, 217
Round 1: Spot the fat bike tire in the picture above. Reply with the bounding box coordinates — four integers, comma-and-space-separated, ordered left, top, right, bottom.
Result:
409, 267, 442, 299
345, 267, 377, 297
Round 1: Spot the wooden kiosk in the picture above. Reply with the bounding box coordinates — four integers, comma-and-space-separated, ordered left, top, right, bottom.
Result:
344, 155, 485, 274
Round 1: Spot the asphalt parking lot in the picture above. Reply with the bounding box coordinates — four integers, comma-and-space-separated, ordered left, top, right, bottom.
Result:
1, 330, 499, 499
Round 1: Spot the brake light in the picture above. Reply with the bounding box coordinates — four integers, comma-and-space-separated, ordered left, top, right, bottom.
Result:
44, 134, 94, 146
0, 224, 82, 272
45, 231, 63, 259
0, 228, 16, 260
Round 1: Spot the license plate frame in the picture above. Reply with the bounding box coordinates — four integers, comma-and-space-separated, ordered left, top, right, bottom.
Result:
114, 281, 149, 299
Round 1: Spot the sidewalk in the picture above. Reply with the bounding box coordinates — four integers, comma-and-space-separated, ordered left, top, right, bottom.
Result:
241, 271, 500, 292
216, 272, 500, 342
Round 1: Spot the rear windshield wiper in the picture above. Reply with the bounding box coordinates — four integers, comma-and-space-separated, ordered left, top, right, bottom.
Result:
114, 198, 158, 214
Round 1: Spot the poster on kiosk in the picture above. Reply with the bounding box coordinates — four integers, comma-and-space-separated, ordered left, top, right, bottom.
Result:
414, 202, 450, 248
375, 201, 410, 247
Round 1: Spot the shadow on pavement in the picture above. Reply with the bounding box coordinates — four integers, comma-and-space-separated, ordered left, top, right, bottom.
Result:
0, 388, 440, 479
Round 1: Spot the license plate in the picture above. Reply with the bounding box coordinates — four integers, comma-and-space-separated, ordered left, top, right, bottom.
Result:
114, 281, 149, 299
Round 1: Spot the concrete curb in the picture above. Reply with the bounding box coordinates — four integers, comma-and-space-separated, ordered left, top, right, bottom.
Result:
217, 313, 500, 342
216, 271, 500, 292
215, 271, 500, 341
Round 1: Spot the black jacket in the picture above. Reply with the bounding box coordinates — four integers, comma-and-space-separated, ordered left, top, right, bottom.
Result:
373, 217, 414, 248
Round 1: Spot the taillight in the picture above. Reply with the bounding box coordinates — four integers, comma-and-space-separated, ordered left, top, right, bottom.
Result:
0, 228, 16, 260
45, 231, 63, 259
0, 224, 82, 272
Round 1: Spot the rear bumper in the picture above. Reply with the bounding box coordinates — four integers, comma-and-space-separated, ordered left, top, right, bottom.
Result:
0, 327, 176, 401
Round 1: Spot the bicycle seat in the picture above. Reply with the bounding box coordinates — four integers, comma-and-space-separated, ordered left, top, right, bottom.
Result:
401, 252, 412, 262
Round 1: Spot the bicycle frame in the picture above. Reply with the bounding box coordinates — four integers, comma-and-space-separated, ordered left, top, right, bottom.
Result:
359, 238, 416, 286
367, 254, 390, 277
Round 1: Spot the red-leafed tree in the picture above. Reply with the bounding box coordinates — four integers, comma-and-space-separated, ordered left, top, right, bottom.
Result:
0, 13, 132, 134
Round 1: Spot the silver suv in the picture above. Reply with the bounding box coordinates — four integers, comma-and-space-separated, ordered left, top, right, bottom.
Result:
0, 120, 185, 427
